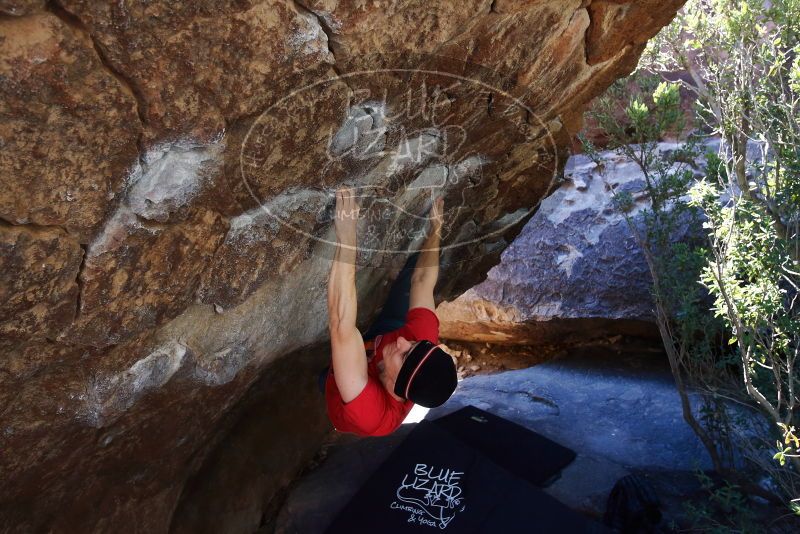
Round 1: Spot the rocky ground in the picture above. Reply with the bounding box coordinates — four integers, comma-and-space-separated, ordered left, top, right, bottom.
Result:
272, 345, 798, 533
442, 335, 663, 379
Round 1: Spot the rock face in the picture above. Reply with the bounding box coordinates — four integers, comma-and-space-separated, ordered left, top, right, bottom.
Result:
0, 1, 685, 531
437, 147, 689, 345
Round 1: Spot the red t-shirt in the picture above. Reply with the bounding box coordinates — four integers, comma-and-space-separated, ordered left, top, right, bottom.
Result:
325, 307, 440, 437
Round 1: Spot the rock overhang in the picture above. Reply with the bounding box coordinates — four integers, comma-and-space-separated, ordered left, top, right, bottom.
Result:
0, 1, 687, 530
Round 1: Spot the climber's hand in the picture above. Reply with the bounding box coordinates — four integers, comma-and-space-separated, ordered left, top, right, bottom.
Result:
334, 187, 359, 246
430, 196, 444, 232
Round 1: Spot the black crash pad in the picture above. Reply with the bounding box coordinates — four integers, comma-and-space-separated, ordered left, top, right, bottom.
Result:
325, 419, 606, 533
432, 405, 576, 487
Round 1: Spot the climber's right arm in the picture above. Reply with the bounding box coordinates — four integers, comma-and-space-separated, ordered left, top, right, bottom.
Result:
328, 188, 368, 403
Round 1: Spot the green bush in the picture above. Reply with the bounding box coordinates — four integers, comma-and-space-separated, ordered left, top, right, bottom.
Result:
587, 0, 800, 515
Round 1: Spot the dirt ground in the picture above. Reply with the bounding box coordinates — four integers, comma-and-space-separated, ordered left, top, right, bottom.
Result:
442, 335, 666, 379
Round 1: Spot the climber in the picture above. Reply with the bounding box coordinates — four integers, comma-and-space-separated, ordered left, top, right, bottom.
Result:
323, 187, 458, 436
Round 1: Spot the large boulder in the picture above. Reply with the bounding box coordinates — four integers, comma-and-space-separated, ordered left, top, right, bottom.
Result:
0, 1, 685, 531
437, 146, 690, 345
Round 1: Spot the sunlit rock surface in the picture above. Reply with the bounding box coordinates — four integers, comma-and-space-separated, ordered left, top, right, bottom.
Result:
0, 1, 684, 531
437, 138, 765, 347
437, 146, 698, 345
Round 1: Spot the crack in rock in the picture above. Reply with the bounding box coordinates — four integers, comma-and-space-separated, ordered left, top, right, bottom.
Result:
47, 0, 148, 129
495, 388, 560, 414
291, 0, 340, 72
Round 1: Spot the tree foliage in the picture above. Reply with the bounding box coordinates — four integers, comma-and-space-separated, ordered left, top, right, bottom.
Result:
588, 0, 800, 516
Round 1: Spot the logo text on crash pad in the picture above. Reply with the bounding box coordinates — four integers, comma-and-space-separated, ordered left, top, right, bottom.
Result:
391, 462, 466, 529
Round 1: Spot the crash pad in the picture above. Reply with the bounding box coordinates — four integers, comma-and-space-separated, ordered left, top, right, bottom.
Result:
432, 405, 576, 486
325, 418, 605, 533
